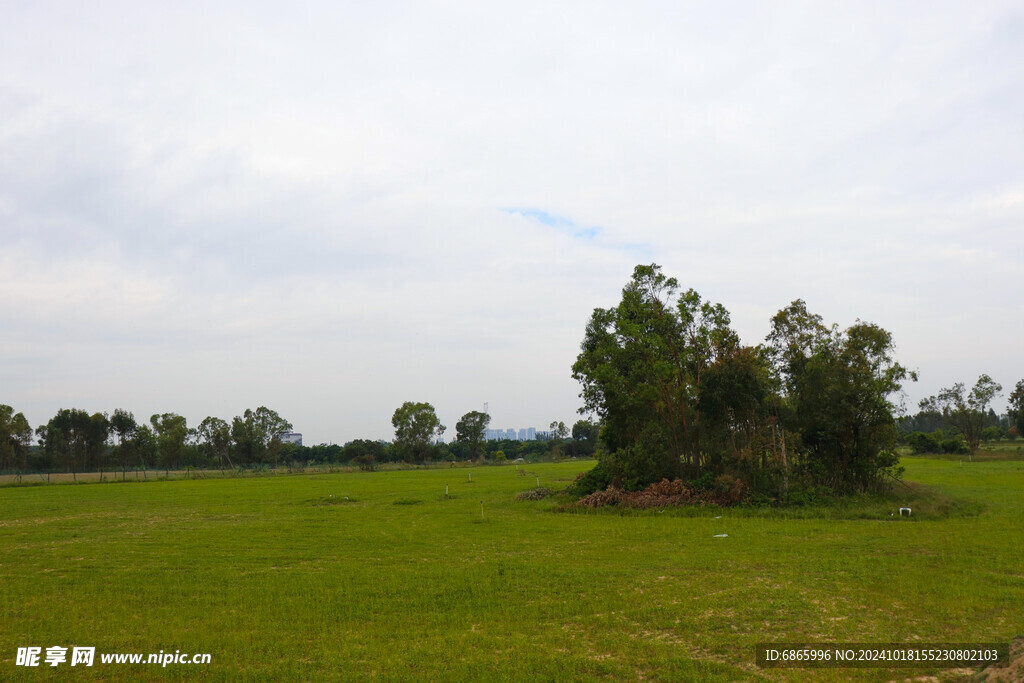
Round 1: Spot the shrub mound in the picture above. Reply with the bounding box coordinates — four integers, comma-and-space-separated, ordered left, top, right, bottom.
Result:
515, 487, 552, 501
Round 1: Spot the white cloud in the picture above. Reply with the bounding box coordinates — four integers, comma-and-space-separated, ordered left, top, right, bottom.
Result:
2, 1, 1023, 438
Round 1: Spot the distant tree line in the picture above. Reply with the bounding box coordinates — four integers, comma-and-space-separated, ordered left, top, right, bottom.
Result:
379, 403, 594, 468
898, 376, 1023, 454
0, 402, 597, 475
301, 425, 596, 472
0, 406, 295, 475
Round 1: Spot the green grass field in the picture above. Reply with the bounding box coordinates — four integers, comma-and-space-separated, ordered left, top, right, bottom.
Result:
2, 457, 1022, 681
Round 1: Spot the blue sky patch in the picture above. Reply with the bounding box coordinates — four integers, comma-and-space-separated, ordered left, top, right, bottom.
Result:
501, 207, 602, 239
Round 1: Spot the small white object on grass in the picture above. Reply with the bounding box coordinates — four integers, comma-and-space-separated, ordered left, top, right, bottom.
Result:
714, 515, 722, 519
445, 484, 449, 496
713, 534, 728, 538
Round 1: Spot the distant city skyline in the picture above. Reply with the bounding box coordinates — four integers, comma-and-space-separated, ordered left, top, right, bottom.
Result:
484, 427, 540, 442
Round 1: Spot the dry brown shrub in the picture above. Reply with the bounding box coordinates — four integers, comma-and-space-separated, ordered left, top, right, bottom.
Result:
710, 474, 748, 506
620, 478, 695, 508
978, 636, 1023, 682
573, 476, 751, 509
577, 486, 625, 508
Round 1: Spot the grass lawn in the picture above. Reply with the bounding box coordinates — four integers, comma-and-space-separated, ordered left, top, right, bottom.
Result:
1, 457, 1022, 681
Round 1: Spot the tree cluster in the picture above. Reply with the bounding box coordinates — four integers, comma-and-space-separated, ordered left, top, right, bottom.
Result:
2, 401, 588, 474
386, 402, 595, 467
0, 405, 34, 472
900, 375, 1019, 453
571, 264, 914, 499
0, 406, 293, 474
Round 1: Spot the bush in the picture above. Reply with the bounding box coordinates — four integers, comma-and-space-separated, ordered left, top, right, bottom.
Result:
981, 426, 1004, 442
566, 461, 615, 497
939, 438, 970, 455
905, 431, 969, 455
784, 485, 828, 507
353, 454, 377, 471
906, 431, 940, 454
712, 474, 749, 506
514, 487, 552, 501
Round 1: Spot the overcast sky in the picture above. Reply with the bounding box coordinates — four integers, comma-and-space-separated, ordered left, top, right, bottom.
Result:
2, 1, 1022, 443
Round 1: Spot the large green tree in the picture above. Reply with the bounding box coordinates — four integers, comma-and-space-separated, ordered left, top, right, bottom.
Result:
1008, 380, 1024, 435
87, 412, 110, 469
392, 401, 445, 463
151, 413, 188, 469
197, 416, 234, 469
768, 302, 912, 492
455, 411, 490, 459
572, 264, 743, 489
698, 345, 775, 472
133, 424, 158, 469
109, 409, 138, 475
37, 408, 108, 473
549, 421, 569, 441
231, 407, 292, 465
921, 375, 1002, 453
0, 405, 33, 471
568, 419, 601, 457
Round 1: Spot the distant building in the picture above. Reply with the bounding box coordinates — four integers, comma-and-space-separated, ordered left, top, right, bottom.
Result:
278, 431, 303, 446
484, 427, 540, 441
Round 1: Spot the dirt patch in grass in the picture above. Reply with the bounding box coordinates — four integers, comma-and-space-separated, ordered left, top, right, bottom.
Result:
975, 636, 1023, 682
